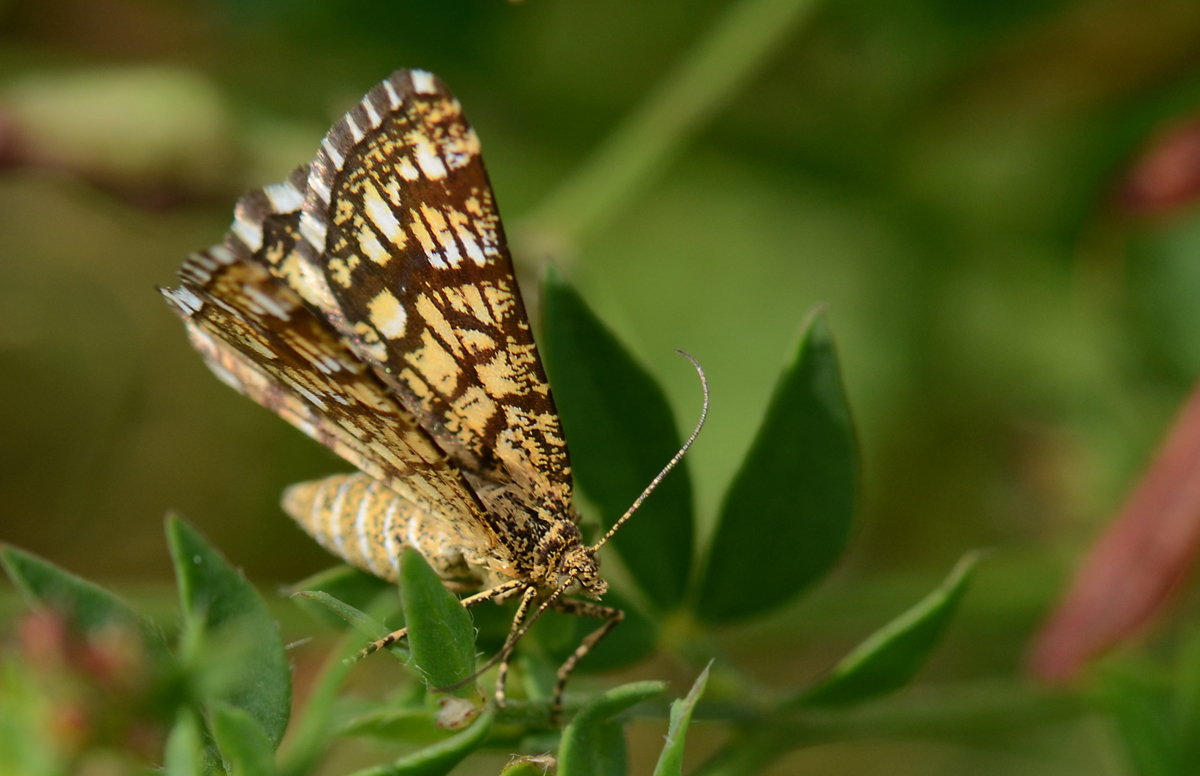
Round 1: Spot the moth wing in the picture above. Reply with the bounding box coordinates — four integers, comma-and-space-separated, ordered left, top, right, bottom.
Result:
162, 169, 504, 567
263, 70, 572, 521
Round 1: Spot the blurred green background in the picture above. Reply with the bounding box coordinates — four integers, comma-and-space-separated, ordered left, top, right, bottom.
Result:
4, 0, 1200, 771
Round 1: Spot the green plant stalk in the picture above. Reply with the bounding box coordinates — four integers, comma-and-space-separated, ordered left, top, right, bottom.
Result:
277, 630, 370, 776
694, 683, 1092, 776
519, 0, 822, 248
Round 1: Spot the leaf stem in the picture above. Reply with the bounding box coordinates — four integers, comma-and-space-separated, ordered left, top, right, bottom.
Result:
517, 0, 823, 254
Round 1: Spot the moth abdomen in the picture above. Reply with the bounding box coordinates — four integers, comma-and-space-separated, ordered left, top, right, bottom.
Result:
282, 472, 480, 586
283, 473, 405, 582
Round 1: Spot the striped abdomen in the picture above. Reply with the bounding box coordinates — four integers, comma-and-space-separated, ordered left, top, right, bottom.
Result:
282, 472, 478, 585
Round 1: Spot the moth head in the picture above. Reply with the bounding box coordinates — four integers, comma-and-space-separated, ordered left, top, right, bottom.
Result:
557, 545, 606, 599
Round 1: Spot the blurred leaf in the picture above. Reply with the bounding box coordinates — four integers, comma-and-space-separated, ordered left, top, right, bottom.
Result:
344, 710, 494, 776
1103, 665, 1179, 776
293, 590, 409, 661
167, 515, 291, 747
782, 553, 979, 709
697, 308, 857, 623
210, 701, 277, 776
164, 709, 207, 776
527, 589, 658, 673
0, 544, 165, 653
399, 547, 478, 698
559, 681, 667, 776
278, 604, 401, 776
337, 707, 448, 743
654, 663, 712, 776
285, 564, 390, 630
1176, 630, 1200, 765
541, 265, 694, 611
0, 67, 236, 192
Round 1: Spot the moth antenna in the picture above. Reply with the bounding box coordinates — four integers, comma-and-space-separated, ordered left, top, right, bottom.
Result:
591, 350, 708, 552
436, 583, 569, 694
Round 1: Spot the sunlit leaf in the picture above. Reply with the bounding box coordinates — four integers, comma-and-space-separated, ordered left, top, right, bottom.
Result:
167, 514, 291, 747
399, 547, 478, 698
697, 308, 857, 623
559, 681, 667, 776
541, 265, 694, 611
344, 710, 494, 776
654, 663, 712, 776
782, 553, 979, 709
210, 701, 277, 776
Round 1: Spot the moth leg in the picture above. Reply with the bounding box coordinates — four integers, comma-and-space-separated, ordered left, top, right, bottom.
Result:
549, 599, 624, 720
495, 585, 539, 708
355, 579, 524, 661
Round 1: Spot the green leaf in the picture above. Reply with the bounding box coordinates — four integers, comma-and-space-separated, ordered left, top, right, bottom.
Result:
1176, 629, 1200, 765
167, 515, 291, 747
164, 709, 206, 776
292, 590, 409, 660
654, 663, 712, 776
285, 565, 390, 630
783, 553, 980, 709
278, 597, 403, 776
210, 701, 277, 776
399, 547, 478, 697
541, 266, 694, 611
559, 681, 667, 776
337, 707, 448, 743
0, 544, 165, 653
344, 710, 494, 776
696, 307, 858, 623
1103, 665, 1179, 776
501, 756, 559, 776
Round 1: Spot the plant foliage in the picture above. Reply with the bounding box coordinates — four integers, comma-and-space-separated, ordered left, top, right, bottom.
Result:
0, 267, 991, 775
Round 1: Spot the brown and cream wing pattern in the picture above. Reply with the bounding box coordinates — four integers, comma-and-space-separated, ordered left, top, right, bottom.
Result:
161, 170, 501, 561
269, 70, 573, 520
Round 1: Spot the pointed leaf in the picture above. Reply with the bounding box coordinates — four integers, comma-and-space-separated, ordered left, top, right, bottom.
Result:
292, 590, 408, 660
285, 565, 390, 630
697, 308, 858, 623
344, 710, 494, 776
559, 681, 667, 776
654, 663, 712, 776
399, 547, 478, 697
167, 515, 291, 747
210, 701, 277, 776
541, 266, 694, 610
0, 545, 166, 653
782, 553, 980, 709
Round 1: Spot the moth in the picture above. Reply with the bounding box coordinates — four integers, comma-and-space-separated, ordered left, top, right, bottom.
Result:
161, 69, 704, 715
